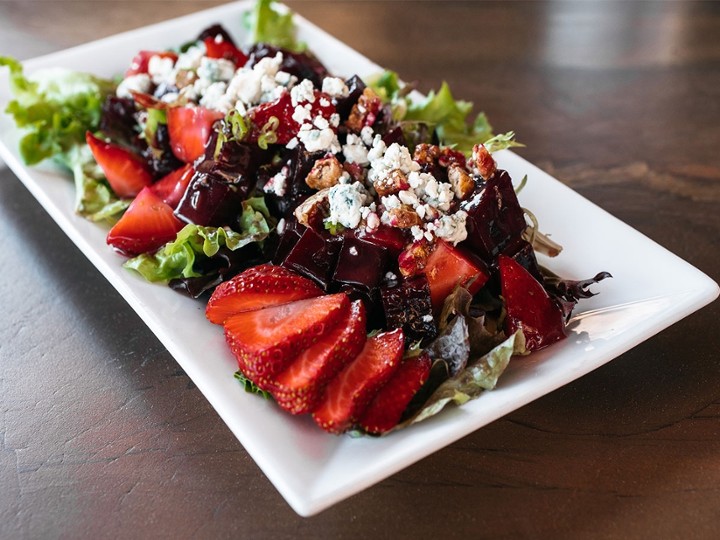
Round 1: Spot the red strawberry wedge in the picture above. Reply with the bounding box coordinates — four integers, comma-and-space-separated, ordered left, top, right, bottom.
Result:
167, 106, 224, 163
498, 254, 566, 351
312, 328, 404, 434
359, 352, 432, 435
272, 300, 367, 415
149, 163, 194, 208
106, 187, 184, 256
86, 131, 153, 198
224, 293, 350, 384
206, 264, 324, 325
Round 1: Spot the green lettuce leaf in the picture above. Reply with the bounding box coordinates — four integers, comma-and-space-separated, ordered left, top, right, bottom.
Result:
243, 0, 305, 52
123, 197, 273, 282
402, 330, 526, 427
1, 56, 114, 165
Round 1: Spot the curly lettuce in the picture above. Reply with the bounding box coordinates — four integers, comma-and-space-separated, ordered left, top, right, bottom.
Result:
368, 70, 523, 156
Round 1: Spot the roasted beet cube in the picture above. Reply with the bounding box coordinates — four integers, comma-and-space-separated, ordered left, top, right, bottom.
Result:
334, 75, 366, 120
463, 170, 527, 263
381, 276, 437, 344
332, 237, 388, 291
281, 228, 341, 289
353, 225, 406, 258
174, 170, 246, 226
247, 44, 328, 88
271, 221, 303, 264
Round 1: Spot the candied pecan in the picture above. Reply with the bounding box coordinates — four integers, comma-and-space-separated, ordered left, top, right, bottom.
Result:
447, 163, 475, 200
305, 155, 343, 190
413, 143, 440, 166
174, 69, 197, 89
346, 87, 382, 132
438, 147, 466, 168
473, 143, 497, 180
386, 205, 423, 229
373, 169, 409, 197
398, 240, 433, 277
294, 188, 330, 229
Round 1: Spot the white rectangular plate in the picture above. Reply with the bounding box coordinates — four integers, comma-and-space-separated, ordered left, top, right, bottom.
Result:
1, 1, 717, 517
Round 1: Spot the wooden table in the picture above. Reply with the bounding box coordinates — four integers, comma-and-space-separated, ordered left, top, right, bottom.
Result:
1, 1, 719, 537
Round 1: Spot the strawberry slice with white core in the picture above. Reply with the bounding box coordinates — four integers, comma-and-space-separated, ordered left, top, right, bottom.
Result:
224, 293, 350, 383
359, 352, 432, 435
271, 300, 367, 415
106, 186, 184, 256
206, 264, 324, 325
312, 328, 404, 434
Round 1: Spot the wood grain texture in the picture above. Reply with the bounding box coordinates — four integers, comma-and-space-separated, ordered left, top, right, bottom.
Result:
1, 1, 718, 538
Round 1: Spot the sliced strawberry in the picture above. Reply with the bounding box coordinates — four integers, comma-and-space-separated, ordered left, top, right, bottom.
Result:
86, 131, 153, 198
498, 254, 566, 351
106, 187, 184, 256
312, 328, 404, 434
149, 164, 194, 208
359, 352, 432, 435
125, 50, 178, 77
203, 37, 247, 67
167, 106, 224, 163
248, 90, 336, 145
423, 239, 490, 312
271, 300, 367, 415
206, 264, 324, 325
224, 293, 350, 383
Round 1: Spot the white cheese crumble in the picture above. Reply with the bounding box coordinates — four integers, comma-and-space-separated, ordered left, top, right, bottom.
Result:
342, 133, 369, 165
433, 211, 468, 245
290, 79, 316, 106
296, 123, 341, 154
321, 77, 349, 98
197, 57, 236, 83
360, 126, 375, 146
175, 44, 205, 71
116, 74, 151, 99
147, 55, 175, 85
327, 182, 372, 229
368, 141, 420, 184
263, 168, 288, 197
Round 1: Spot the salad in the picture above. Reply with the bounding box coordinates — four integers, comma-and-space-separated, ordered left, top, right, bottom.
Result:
1, 0, 609, 435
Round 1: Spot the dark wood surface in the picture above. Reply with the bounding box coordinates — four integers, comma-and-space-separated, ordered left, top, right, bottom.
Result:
1, 1, 719, 538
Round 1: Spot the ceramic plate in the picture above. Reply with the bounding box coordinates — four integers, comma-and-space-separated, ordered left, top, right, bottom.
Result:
1, 0, 717, 517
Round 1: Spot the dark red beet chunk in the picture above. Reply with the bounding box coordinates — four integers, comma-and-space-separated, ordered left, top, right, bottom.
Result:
281, 228, 342, 290
380, 275, 437, 344
463, 170, 527, 263
332, 237, 388, 292
334, 75, 366, 120
247, 44, 328, 88
502, 238, 543, 283
354, 225, 406, 257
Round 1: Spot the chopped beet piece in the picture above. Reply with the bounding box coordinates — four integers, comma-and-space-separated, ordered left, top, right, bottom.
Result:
381, 125, 407, 148
196, 24, 236, 47
247, 44, 328, 88
462, 169, 527, 263
353, 225, 406, 258
332, 237, 388, 292
281, 228, 342, 289
174, 170, 247, 226
272, 221, 304, 264
334, 75, 366, 120
100, 96, 140, 148
380, 276, 437, 344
